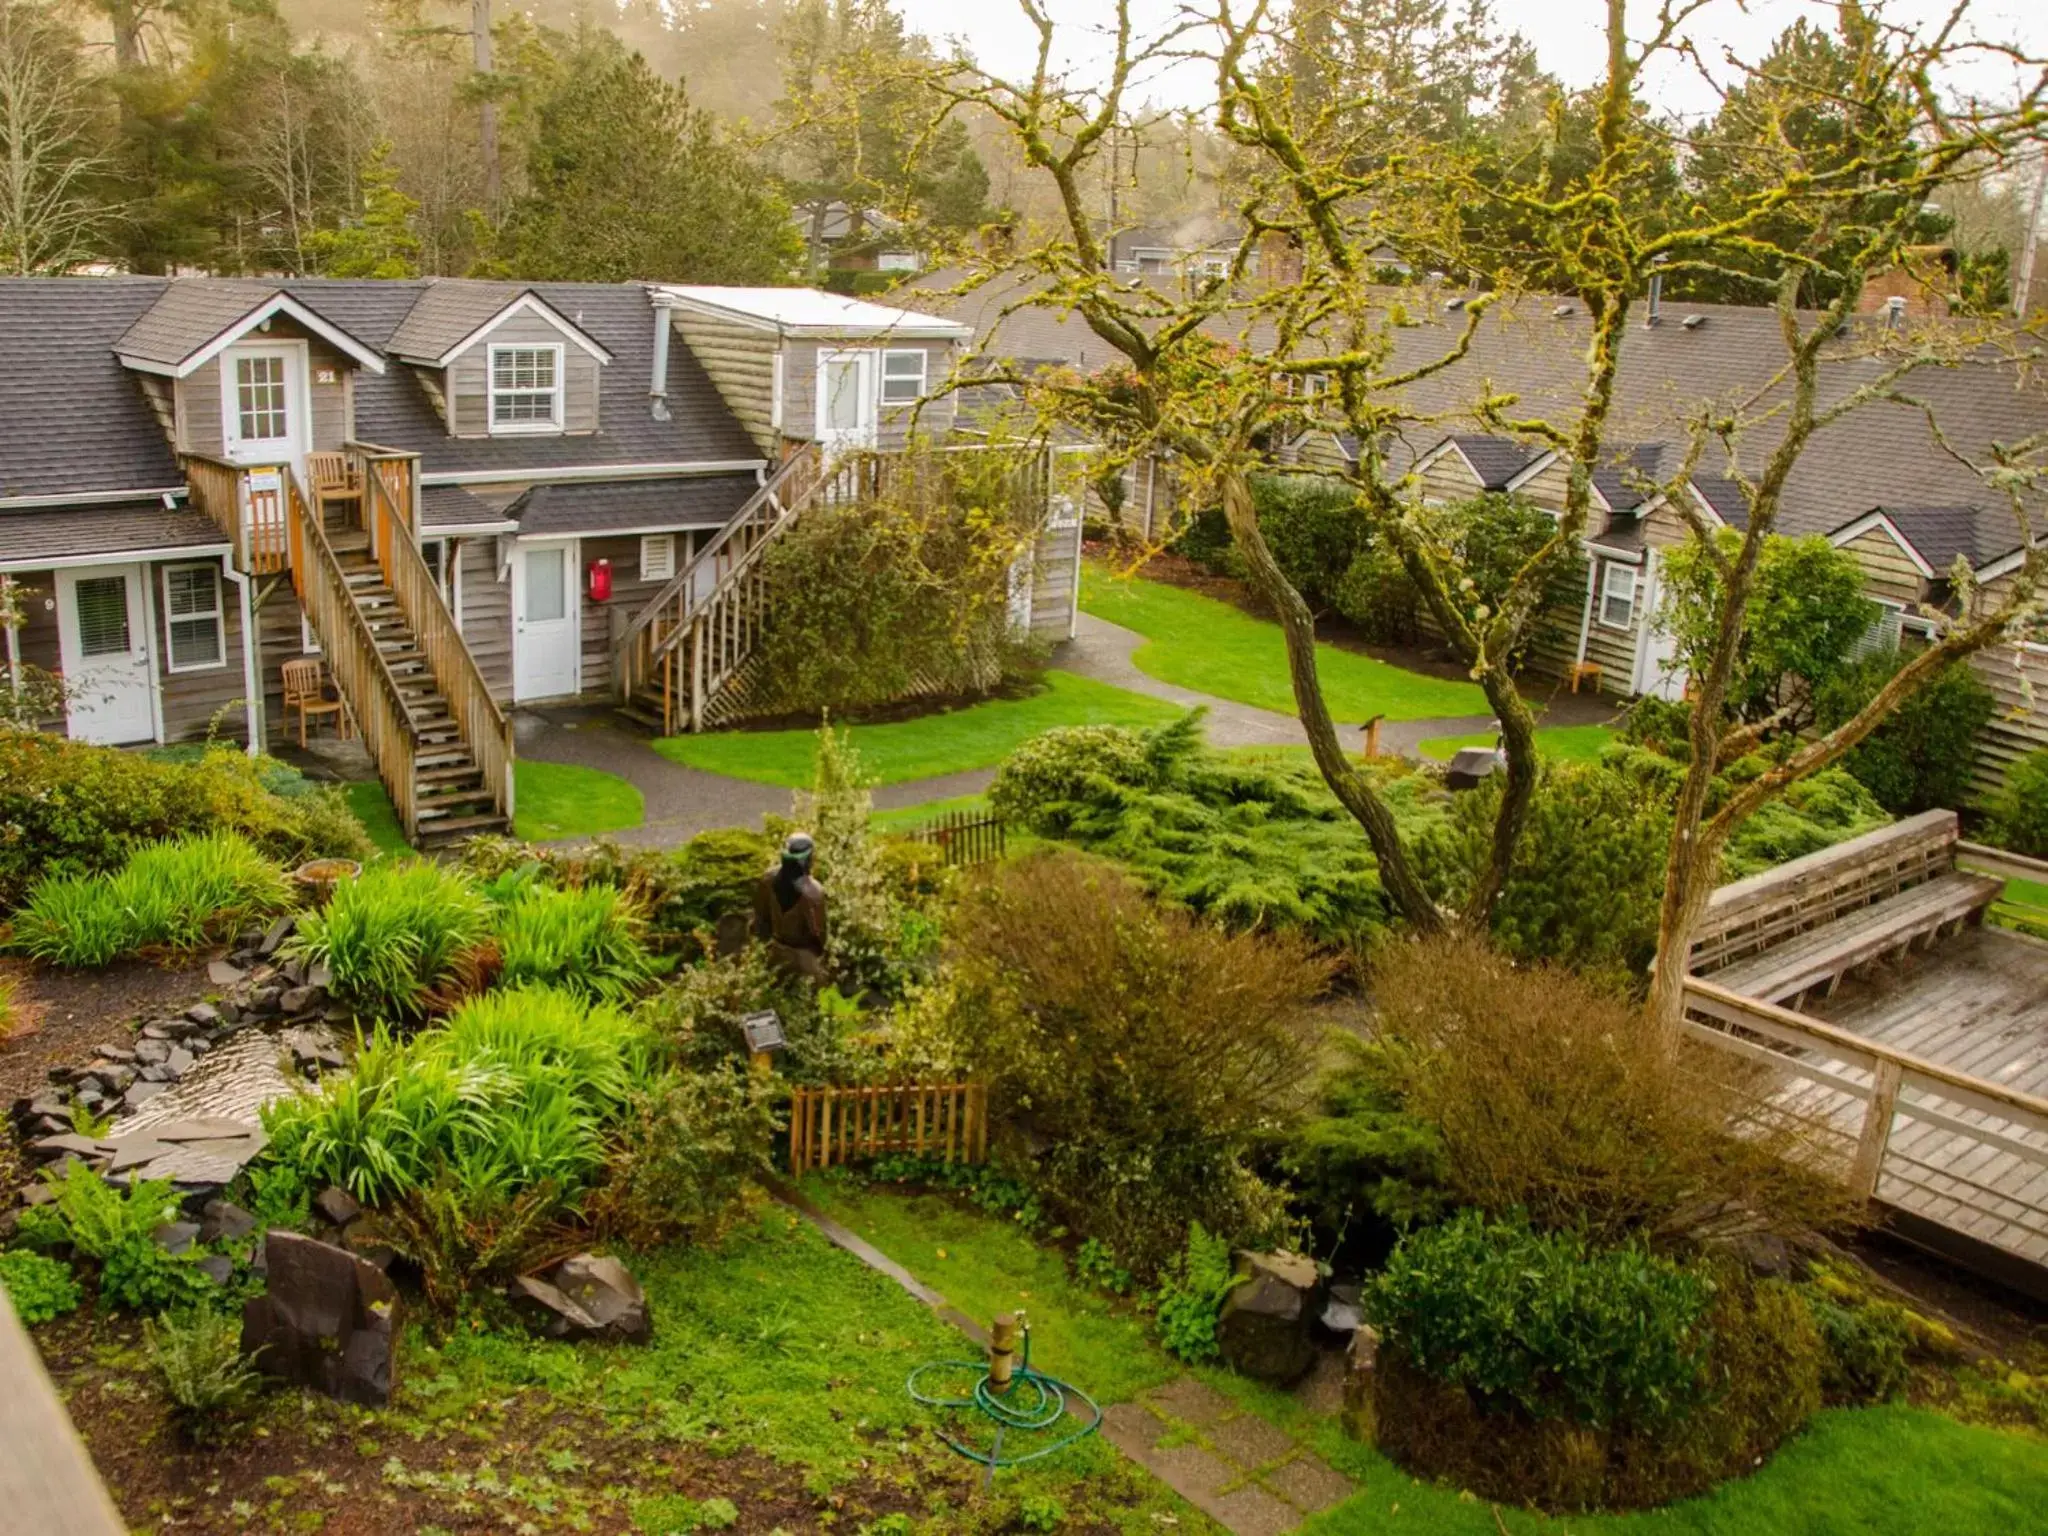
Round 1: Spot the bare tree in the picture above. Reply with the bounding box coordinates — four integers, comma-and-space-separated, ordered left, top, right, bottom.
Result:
0, 1, 110, 274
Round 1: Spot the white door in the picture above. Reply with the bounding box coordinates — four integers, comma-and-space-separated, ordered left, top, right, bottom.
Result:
221, 344, 308, 474
816, 349, 876, 454
1632, 558, 1688, 701
58, 565, 156, 744
513, 540, 579, 701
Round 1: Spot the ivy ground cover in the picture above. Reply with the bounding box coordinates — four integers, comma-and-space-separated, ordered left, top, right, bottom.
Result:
1081, 562, 1488, 722
653, 669, 1184, 787
806, 1178, 2048, 1536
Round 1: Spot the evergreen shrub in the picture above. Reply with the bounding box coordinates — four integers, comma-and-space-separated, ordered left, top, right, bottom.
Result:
900, 848, 1324, 1276
1986, 748, 2048, 857
0, 733, 367, 909
1816, 651, 1995, 815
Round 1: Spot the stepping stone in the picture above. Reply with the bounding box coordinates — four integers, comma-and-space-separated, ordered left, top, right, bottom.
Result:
1262, 1453, 1355, 1515
123, 1081, 169, 1110
1146, 1376, 1238, 1429
151, 1116, 260, 1143
1208, 1413, 1297, 1471
106, 1138, 174, 1173
208, 959, 246, 986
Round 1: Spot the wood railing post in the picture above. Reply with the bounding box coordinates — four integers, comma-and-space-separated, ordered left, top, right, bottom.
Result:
1849, 1059, 1904, 1199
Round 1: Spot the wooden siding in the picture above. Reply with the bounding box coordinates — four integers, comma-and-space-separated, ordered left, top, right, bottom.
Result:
779, 338, 960, 451
1417, 448, 1486, 504
458, 536, 514, 704
670, 311, 778, 454
1642, 497, 1697, 549
156, 558, 249, 743
447, 311, 601, 438
5, 569, 64, 732
1512, 457, 1574, 514
1841, 524, 1930, 606
177, 320, 352, 458
1970, 641, 2048, 798
581, 532, 678, 695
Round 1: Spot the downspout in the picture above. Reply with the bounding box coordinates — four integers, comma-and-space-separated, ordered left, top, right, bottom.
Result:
221, 557, 261, 757
1573, 545, 1598, 667
2, 574, 20, 707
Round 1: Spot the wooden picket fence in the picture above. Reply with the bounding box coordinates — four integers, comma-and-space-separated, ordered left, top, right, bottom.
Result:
903, 809, 1008, 868
787, 1081, 988, 1175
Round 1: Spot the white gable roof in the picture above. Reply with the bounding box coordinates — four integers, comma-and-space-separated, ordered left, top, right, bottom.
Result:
656, 285, 973, 341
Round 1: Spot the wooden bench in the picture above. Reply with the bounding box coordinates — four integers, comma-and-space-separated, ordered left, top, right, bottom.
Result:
1688, 809, 2001, 1003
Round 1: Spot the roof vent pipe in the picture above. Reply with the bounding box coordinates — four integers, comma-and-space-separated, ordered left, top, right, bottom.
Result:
1645, 257, 1666, 326
1884, 294, 1907, 331
648, 290, 674, 421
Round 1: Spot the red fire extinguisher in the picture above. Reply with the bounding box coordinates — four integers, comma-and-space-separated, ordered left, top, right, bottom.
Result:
589, 557, 612, 603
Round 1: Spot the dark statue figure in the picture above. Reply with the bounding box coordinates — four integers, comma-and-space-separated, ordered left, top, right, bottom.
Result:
752, 832, 828, 981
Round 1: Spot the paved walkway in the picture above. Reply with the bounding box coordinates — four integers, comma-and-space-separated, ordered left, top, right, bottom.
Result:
510, 623, 1618, 848
773, 1180, 1357, 1536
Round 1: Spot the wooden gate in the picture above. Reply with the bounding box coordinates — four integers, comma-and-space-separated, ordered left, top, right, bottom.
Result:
788, 1081, 988, 1175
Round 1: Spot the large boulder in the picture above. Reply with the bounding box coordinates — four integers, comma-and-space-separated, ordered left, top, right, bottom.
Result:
241, 1230, 400, 1406
509, 1253, 650, 1343
1216, 1249, 1323, 1386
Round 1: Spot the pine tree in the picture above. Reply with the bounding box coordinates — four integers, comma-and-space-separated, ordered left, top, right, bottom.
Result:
306, 140, 422, 278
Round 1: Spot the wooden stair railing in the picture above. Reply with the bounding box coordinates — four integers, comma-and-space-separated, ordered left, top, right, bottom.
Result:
613, 446, 896, 733
355, 446, 515, 827
281, 468, 423, 837
181, 452, 288, 574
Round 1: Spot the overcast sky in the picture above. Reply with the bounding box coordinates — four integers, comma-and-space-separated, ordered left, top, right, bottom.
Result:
891, 0, 2048, 122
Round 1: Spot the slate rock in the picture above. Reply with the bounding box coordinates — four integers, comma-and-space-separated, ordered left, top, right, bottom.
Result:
1341, 1325, 1381, 1443
157, 1116, 260, 1142
30, 1133, 107, 1163
306, 962, 333, 990
1216, 1250, 1323, 1387
123, 1081, 169, 1111
185, 1002, 221, 1027
314, 1186, 362, 1228
279, 985, 320, 1016
242, 1230, 400, 1407
166, 1047, 195, 1075
133, 1038, 172, 1067
153, 1221, 201, 1255
1320, 1281, 1364, 1337
94, 1045, 137, 1065
138, 1064, 178, 1084
32, 1113, 73, 1138
259, 915, 296, 955
196, 1254, 235, 1287
510, 1253, 651, 1343
219, 999, 243, 1025
207, 958, 246, 987
200, 1200, 258, 1244
92, 1065, 137, 1094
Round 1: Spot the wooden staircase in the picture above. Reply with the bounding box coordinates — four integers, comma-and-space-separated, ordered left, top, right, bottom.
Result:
328, 531, 508, 846
182, 445, 515, 851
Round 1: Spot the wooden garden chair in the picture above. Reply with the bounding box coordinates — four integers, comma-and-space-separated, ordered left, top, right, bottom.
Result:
281, 657, 351, 748
305, 452, 363, 520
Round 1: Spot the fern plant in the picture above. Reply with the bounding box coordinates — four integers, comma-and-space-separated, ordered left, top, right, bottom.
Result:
144, 1308, 261, 1441
1153, 1222, 1241, 1363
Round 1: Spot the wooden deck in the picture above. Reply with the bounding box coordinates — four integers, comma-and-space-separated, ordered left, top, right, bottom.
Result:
1802, 927, 2048, 1270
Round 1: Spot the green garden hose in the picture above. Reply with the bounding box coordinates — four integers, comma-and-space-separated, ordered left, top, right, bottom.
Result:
907, 1322, 1102, 1472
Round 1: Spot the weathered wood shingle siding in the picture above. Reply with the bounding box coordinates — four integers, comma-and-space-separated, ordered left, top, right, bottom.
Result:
669, 312, 778, 454
446, 311, 601, 438
458, 537, 514, 704
156, 559, 248, 743
1840, 525, 1930, 606
578, 532, 676, 695
1417, 451, 1486, 504
178, 325, 353, 459
1969, 641, 2048, 797
779, 339, 960, 450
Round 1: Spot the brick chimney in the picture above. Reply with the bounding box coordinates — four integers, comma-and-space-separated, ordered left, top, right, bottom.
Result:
1856, 245, 1958, 322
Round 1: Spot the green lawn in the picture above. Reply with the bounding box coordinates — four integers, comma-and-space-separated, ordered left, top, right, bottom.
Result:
2004, 875, 2048, 909
1418, 724, 1617, 763
807, 1179, 2048, 1536
513, 759, 645, 841
653, 670, 1185, 788
343, 780, 411, 855
1082, 563, 1488, 722
871, 792, 991, 834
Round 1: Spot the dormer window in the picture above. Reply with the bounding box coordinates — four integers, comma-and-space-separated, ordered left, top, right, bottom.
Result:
489, 343, 563, 433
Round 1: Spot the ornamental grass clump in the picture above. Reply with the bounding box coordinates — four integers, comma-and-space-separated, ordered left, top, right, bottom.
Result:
262, 985, 649, 1209
9, 832, 290, 967
289, 858, 493, 1019
494, 881, 662, 1002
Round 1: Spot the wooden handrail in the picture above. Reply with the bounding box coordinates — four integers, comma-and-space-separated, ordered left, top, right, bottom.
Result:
357, 450, 514, 824
283, 469, 422, 838
181, 452, 245, 566
1956, 840, 2048, 886
1683, 976, 2048, 1123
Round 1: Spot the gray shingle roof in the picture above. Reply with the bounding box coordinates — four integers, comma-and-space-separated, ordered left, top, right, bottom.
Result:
385, 281, 528, 362
510, 473, 759, 536
1447, 434, 1545, 490
0, 278, 764, 505
1861, 505, 2030, 571
0, 278, 185, 498
113, 281, 285, 369
909, 266, 2048, 548
420, 484, 509, 530
0, 500, 224, 566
